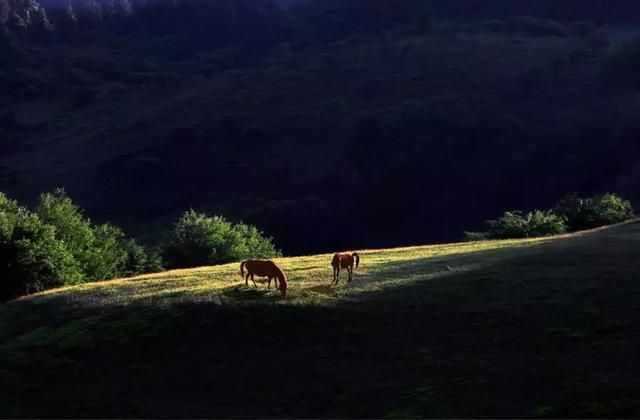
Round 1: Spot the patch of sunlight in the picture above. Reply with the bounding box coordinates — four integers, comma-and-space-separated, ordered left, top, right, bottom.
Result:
21, 233, 559, 308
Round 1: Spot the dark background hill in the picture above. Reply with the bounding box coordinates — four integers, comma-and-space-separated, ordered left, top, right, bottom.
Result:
1, 0, 639, 254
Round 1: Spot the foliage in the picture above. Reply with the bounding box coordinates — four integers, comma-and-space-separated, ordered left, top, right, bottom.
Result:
463, 231, 490, 242
0, 190, 160, 301
555, 193, 635, 231
3, 221, 640, 418
485, 210, 567, 239
162, 209, 281, 269
470, 193, 634, 241
0, 192, 82, 300
121, 239, 163, 277
1, 0, 640, 257
525, 209, 568, 237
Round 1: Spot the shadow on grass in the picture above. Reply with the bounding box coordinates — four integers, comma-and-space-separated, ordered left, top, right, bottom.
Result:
304, 284, 338, 297
3, 226, 640, 418
222, 285, 280, 302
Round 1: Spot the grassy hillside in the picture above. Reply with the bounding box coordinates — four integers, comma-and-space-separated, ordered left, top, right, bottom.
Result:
2, 221, 640, 417
5, 28, 637, 254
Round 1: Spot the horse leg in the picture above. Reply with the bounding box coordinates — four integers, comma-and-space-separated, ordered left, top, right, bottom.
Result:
335, 268, 341, 284
348, 266, 353, 283
245, 273, 251, 287
251, 274, 258, 288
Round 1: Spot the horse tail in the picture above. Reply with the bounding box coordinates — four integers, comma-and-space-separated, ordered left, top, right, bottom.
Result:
353, 252, 360, 269
240, 261, 247, 277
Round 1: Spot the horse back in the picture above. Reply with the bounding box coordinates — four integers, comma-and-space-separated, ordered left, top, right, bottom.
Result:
246, 259, 285, 279
332, 252, 355, 269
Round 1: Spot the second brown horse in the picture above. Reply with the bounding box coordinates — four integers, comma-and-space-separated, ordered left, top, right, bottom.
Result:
331, 252, 360, 284
240, 259, 288, 297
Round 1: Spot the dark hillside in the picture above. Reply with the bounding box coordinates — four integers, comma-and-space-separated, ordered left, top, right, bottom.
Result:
431, 0, 640, 23
1, 0, 640, 254
3, 29, 640, 253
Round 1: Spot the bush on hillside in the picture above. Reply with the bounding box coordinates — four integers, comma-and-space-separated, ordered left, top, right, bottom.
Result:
526, 209, 568, 237
463, 230, 491, 242
466, 193, 634, 242
554, 193, 635, 231
0, 190, 161, 301
162, 210, 281, 269
0, 193, 82, 301
121, 239, 163, 277
485, 210, 567, 239
37, 189, 159, 281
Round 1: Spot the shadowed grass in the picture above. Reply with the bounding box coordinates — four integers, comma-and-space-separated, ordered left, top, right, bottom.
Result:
1, 223, 640, 417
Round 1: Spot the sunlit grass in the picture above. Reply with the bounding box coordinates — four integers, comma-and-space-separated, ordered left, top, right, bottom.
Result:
19, 235, 559, 312
3, 222, 640, 418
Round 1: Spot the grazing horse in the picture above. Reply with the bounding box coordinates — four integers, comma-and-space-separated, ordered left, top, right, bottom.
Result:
331, 252, 360, 284
240, 259, 288, 297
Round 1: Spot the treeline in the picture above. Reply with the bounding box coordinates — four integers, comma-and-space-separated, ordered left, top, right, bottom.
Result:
0, 190, 279, 301
0, 0, 436, 50
0, 0, 430, 56
4, 0, 624, 52
465, 193, 635, 240
431, 0, 640, 23
2, 0, 636, 51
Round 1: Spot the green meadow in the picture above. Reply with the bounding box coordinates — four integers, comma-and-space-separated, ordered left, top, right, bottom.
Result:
2, 222, 640, 417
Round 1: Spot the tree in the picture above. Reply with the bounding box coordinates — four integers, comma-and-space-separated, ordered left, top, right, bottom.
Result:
37, 189, 158, 281
163, 210, 281, 269
27, 5, 53, 44
479, 210, 567, 239
0, 193, 82, 301
555, 193, 635, 231
37, 189, 96, 273
72, 0, 102, 29
0, 0, 9, 25
8, 12, 28, 39
57, 5, 79, 41
121, 239, 162, 277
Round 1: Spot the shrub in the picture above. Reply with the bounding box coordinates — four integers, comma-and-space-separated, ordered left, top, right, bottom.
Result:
121, 239, 163, 277
467, 193, 634, 242
526, 210, 568, 237
0, 193, 82, 300
162, 210, 281, 269
36, 189, 160, 281
463, 231, 491, 242
486, 211, 529, 239
555, 193, 635, 231
485, 210, 567, 239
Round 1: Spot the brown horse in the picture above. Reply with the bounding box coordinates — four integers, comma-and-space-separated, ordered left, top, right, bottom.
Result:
240, 259, 288, 297
331, 252, 360, 284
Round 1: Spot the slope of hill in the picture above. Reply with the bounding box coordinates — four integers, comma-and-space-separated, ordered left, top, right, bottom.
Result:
2, 221, 640, 417
4, 27, 639, 254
